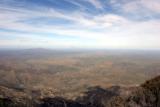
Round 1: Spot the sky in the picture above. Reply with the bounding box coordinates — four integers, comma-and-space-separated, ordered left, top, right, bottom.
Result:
0, 0, 160, 49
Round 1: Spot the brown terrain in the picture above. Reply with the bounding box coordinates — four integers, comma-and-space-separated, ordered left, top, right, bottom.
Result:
0, 49, 160, 107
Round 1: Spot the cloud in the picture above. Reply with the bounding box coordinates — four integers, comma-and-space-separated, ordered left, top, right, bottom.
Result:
110, 0, 160, 20
140, 0, 160, 13
122, 0, 160, 13
0, 0, 160, 49
86, 0, 103, 9
0, 4, 128, 33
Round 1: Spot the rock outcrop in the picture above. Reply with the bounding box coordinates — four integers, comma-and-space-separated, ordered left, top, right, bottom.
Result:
0, 75, 159, 107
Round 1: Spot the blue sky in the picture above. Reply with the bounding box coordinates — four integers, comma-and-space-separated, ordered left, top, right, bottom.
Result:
0, 0, 160, 49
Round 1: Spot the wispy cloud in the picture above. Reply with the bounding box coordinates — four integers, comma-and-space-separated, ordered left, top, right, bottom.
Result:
86, 0, 103, 9
0, 0, 160, 49
110, 0, 160, 20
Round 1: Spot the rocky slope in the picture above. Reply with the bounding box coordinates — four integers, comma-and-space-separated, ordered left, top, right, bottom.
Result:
0, 75, 159, 107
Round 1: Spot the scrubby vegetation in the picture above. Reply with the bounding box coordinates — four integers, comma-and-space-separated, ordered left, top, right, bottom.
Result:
0, 49, 160, 107
108, 75, 160, 107
0, 75, 159, 107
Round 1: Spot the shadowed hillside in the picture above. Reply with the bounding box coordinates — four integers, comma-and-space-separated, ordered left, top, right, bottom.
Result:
0, 75, 159, 107
108, 75, 160, 107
